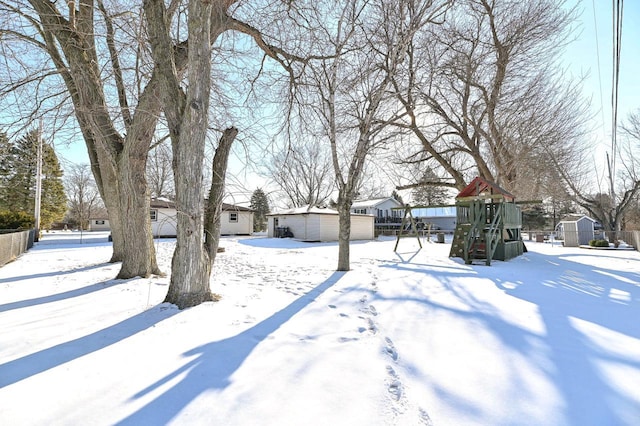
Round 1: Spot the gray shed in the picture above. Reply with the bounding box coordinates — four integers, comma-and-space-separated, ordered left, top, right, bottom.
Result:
556, 215, 601, 247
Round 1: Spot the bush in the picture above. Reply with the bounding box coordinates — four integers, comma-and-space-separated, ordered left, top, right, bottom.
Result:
589, 239, 610, 248
0, 210, 35, 230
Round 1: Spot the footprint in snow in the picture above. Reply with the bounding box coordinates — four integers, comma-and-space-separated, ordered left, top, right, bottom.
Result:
385, 337, 398, 361
386, 365, 403, 401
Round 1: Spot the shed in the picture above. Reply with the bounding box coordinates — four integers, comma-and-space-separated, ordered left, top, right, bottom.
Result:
267, 206, 375, 242
555, 215, 602, 247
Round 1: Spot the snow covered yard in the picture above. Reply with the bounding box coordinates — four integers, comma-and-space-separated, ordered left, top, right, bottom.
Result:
1, 232, 639, 425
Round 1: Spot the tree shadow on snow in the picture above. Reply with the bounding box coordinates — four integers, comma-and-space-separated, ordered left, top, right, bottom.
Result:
376, 250, 640, 424
0, 277, 122, 313
491, 250, 640, 424
0, 262, 112, 285
0, 303, 179, 388
115, 271, 346, 425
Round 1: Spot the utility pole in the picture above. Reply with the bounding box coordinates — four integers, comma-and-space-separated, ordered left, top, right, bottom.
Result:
34, 119, 43, 242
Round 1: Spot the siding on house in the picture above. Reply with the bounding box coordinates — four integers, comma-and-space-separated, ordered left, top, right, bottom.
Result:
221, 210, 253, 235
267, 206, 374, 241
88, 219, 110, 231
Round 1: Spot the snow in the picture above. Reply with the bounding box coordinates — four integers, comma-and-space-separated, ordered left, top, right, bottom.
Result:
1, 231, 639, 425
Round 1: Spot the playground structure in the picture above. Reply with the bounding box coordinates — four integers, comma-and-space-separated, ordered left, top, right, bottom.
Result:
449, 177, 525, 265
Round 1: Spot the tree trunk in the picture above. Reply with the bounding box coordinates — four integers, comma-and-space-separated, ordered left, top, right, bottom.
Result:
28, 0, 162, 278
163, 0, 216, 308
204, 127, 238, 272
336, 194, 353, 271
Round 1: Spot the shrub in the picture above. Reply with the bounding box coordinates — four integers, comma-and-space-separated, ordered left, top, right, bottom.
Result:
0, 210, 35, 230
588, 239, 610, 248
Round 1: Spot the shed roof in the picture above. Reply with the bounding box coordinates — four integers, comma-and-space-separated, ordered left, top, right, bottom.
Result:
558, 214, 596, 224
456, 176, 514, 202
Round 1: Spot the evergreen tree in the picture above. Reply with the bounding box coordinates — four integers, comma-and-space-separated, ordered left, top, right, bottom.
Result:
250, 188, 270, 232
412, 169, 450, 206
0, 130, 67, 229
521, 205, 548, 231
391, 190, 404, 206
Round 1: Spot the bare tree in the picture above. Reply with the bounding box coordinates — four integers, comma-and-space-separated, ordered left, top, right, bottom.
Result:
291, 0, 450, 270
266, 136, 334, 208
1, 0, 163, 278
64, 163, 103, 230
147, 139, 175, 199
557, 108, 640, 232
391, 0, 588, 201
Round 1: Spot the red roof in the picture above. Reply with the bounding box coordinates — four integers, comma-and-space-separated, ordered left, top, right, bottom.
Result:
456, 176, 514, 202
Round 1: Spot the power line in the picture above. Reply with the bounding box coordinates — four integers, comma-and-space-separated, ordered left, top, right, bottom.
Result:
610, 0, 624, 199
591, 0, 606, 142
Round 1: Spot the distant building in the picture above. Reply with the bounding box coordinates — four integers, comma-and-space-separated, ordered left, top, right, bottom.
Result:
555, 215, 604, 247
411, 206, 457, 231
96, 199, 254, 237
267, 206, 374, 242
88, 218, 110, 231
351, 198, 403, 232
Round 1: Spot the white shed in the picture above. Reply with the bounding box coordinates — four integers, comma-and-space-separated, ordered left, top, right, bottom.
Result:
267, 206, 374, 242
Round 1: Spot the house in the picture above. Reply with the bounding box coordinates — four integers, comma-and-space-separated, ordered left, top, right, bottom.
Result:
96, 199, 254, 237
410, 206, 457, 231
267, 206, 375, 242
351, 197, 403, 231
150, 198, 178, 237
555, 215, 604, 247
220, 203, 254, 235
149, 199, 254, 237
88, 218, 110, 231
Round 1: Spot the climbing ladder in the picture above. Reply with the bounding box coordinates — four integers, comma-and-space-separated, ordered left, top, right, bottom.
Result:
449, 200, 502, 265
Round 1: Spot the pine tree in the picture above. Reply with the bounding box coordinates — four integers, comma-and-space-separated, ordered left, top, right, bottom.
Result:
412, 169, 450, 206
391, 190, 404, 206
0, 130, 67, 229
250, 188, 270, 232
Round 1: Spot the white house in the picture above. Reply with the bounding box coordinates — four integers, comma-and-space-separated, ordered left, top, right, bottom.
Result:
88, 218, 110, 231
351, 197, 403, 221
149, 199, 254, 237
150, 198, 178, 237
267, 206, 374, 242
220, 203, 254, 235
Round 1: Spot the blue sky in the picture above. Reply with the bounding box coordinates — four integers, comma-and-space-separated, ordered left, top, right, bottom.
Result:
57, 1, 639, 180
563, 0, 639, 151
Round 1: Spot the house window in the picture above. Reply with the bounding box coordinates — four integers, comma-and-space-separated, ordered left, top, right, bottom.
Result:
150, 209, 158, 221
95, 220, 105, 225
229, 212, 238, 222
354, 208, 367, 214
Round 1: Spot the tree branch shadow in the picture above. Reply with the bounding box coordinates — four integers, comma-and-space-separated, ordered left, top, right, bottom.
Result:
116, 271, 346, 425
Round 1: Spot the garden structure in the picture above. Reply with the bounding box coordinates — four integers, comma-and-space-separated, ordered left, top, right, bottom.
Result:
449, 177, 525, 265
